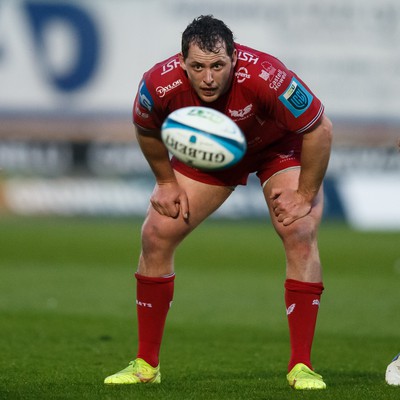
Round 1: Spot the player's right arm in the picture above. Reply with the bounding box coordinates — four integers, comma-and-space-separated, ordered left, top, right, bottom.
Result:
135, 125, 189, 220
133, 69, 190, 220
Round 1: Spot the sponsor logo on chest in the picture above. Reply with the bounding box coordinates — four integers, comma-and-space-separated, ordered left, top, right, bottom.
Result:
228, 103, 253, 120
156, 79, 183, 98
259, 63, 287, 91
161, 59, 180, 75
235, 67, 251, 83
237, 50, 259, 64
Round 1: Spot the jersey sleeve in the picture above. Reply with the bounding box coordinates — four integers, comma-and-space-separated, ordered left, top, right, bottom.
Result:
256, 58, 324, 134
132, 75, 165, 131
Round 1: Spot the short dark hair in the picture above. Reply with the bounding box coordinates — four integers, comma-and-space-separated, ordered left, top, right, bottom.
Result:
181, 15, 235, 60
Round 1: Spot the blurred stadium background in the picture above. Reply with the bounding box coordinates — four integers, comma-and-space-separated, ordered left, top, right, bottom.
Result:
0, 0, 399, 230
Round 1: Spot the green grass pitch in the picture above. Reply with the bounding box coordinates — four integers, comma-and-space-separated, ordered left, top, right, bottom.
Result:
1, 216, 400, 399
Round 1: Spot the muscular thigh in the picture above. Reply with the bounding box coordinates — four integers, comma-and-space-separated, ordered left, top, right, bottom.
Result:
144, 171, 234, 243
263, 168, 324, 238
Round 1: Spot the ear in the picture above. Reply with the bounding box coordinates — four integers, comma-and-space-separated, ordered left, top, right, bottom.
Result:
231, 49, 238, 68
179, 53, 186, 71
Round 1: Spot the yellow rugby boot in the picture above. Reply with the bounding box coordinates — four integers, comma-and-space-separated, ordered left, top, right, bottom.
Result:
287, 363, 326, 390
104, 358, 161, 385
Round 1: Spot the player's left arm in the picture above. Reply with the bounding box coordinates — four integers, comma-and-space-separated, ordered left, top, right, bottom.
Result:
271, 114, 332, 225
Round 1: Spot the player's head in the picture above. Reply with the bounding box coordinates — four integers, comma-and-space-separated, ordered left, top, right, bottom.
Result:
181, 15, 235, 60
179, 15, 237, 103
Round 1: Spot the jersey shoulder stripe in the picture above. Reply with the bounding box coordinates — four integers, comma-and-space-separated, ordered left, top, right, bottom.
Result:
296, 103, 324, 133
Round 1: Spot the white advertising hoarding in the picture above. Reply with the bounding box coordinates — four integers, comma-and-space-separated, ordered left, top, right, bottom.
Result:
0, 0, 399, 120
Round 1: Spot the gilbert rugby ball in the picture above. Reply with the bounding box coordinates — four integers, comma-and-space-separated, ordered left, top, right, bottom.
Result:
161, 106, 246, 170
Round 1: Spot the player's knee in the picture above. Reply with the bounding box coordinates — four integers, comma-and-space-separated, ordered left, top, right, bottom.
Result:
141, 220, 167, 249
141, 218, 186, 251
281, 218, 318, 249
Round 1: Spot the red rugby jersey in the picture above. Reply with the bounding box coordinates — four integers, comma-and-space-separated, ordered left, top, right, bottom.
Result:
133, 43, 324, 156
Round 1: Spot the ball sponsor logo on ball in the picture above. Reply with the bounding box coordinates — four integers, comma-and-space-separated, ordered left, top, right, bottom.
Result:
161, 106, 246, 170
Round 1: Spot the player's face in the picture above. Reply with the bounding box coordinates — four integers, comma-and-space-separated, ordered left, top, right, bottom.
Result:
179, 42, 237, 103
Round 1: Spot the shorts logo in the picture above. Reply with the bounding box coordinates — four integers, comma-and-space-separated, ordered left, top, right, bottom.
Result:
279, 77, 313, 117
278, 150, 295, 160
138, 80, 154, 112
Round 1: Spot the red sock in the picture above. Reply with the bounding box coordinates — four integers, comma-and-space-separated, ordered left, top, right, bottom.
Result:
285, 279, 324, 372
135, 272, 175, 367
